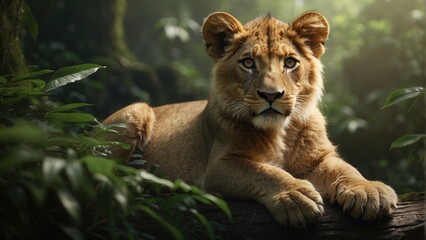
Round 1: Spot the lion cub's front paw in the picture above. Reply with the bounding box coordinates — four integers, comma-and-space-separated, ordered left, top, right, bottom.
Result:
265, 180, 324, 229
334, 180, 398, 221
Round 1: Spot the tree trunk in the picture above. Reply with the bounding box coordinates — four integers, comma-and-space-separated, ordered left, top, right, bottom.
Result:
197, 194, 425, 240
0, 0, 26, 75
135, 194, 424, 239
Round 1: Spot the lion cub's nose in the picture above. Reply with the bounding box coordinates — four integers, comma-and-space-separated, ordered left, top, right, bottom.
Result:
257, 90, 285, 104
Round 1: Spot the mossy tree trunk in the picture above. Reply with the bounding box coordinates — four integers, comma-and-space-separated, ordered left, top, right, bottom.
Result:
0, 0, 26, 75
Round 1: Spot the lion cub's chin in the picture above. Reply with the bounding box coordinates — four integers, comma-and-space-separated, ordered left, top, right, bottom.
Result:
252, 113, 290, 130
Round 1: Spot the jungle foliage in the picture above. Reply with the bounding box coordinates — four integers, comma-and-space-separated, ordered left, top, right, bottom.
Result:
0, 65, 229, 239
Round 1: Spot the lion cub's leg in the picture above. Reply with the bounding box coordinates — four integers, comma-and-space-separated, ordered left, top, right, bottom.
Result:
205, 157, 324, 229
102, 103, 155, 162
307, 155, 398, 221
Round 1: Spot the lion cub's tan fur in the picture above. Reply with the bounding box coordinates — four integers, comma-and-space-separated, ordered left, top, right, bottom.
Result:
103, 11, 397, 228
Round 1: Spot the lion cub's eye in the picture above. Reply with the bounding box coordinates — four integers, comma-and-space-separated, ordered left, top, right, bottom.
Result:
284, 57, 299, 69
240, 57, 256, 70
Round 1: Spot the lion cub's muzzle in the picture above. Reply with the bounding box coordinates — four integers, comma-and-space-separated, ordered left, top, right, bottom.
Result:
256, 89, 292, 117
257, 90, 285, 104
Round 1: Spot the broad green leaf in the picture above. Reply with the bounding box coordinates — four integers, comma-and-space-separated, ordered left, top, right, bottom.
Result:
192, 195, 214, 205
173, 179, 192, 192
382, 87, 424, 109
57, 189, 81, 223
45, 64, 106, 91
64, 161, 85, 191
46, 112, 96, 123
48, 103, 93, 113
139, 170, 174, 188
390, 134, 426, 149
114, 188, 128, 209
22, 3, 38, 40
82, 156, 116, 176
11, 69, 53, 81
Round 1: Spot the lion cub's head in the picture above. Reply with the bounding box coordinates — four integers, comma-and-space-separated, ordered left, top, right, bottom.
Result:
202, 12, 329, 130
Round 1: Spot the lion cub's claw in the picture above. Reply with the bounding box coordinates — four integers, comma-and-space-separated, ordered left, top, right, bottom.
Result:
335, 180, 398, 221
266, 180, 324, 229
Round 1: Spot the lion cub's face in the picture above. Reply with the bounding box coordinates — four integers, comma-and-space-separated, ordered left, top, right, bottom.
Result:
202, 12, 329, 130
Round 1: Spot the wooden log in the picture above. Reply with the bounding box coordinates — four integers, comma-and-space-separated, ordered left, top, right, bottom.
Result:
198, 194, 425, 240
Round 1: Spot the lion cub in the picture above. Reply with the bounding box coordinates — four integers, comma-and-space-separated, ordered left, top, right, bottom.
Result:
103, 11, 398, 228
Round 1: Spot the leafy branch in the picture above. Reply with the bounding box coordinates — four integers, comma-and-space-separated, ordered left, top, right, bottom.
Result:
382, 86, 425, 149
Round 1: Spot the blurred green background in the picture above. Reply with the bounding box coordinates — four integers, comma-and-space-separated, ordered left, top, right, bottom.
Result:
24, 0, 424, 193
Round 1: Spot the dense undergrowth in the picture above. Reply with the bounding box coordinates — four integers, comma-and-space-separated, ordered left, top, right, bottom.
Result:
0, 64, 230, 240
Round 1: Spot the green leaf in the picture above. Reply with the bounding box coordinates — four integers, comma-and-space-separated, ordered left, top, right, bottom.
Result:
92, 122, 128, 138
46, 112, 96, 123
64, 160, 85, 191
22, 3, 38, 40
26, 79, 47, 89
191, 186, 231, 219
173, 179, 192, 192
113, 188, 128, 209
139, 170, 174, 188
390, 134, 426, 149
48, 103, 93, 114
206, 195, 231, 219
45, 64, 106, 91
190, 209, 214, 240
57, 189, 81, 223
137, 205, 184, 240
42, 157, 67, 183
382, 87, 424, 109
11, 69, 53, 81
82, 156, 117, 176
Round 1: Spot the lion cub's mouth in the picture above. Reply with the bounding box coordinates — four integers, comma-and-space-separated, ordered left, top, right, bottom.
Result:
259, 108, 292, 117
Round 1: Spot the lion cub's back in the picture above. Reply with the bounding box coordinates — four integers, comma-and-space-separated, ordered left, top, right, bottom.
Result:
143, 100, 209, 186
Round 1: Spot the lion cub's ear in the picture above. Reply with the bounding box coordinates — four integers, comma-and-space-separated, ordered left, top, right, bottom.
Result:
291, 11, 329, 58
202, 12, 245, 61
